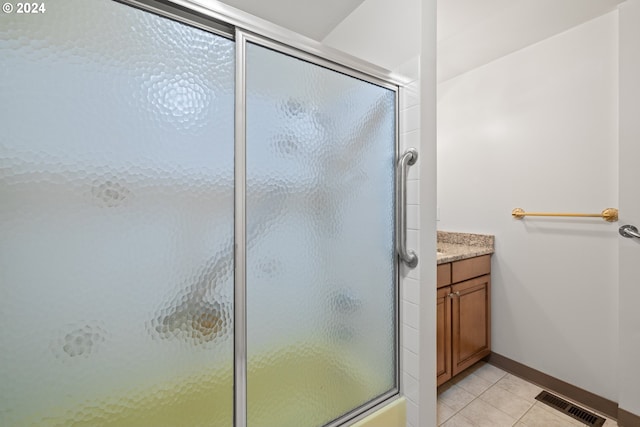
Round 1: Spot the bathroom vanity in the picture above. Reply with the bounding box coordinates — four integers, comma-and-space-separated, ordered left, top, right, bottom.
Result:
436, 232, 494, 386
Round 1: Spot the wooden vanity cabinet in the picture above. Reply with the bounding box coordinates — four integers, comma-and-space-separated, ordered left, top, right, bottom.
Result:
437, 286, 453, 385
437, 255, 491, 386
451, 274, 491, 375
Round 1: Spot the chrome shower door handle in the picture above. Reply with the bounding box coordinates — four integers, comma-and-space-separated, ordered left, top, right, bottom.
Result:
619, 225, 640, 239
397, 148, 419, 268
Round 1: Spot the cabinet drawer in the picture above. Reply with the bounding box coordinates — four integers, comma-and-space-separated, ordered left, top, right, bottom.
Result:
437, 263, 452, 288
452, 254, 491, 283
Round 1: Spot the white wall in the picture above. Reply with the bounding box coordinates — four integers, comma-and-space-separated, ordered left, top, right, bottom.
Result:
437, 11, 619, 401
325, 1, 438, 426
617, 0, 640, 418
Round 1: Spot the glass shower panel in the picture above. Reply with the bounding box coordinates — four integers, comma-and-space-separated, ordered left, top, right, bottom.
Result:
246, 42, 397, 427
0, 1, 235, 426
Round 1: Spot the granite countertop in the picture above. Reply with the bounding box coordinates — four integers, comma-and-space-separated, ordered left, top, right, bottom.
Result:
437, 231, 495, 264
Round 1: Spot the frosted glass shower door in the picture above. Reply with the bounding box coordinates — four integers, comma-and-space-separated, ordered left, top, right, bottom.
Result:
0, 1, 235, 426
245, 41, 398, 427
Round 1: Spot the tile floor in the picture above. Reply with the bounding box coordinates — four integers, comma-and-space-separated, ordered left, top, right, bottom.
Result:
437, 362, 618, 427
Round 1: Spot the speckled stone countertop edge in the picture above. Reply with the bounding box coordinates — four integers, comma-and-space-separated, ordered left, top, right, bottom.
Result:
436, 245, 494, 265
437, 230, 495, 247
436, 231, 495, 265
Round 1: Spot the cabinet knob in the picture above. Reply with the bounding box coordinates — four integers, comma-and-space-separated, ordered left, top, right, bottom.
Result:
454, 291, 460, 297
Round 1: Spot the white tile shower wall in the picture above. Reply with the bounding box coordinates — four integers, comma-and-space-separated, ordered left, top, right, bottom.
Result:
419, 1, 438, 424
398, 55, 421, 427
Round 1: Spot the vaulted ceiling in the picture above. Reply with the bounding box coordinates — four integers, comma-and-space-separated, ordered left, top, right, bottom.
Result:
216, 0, 625, 80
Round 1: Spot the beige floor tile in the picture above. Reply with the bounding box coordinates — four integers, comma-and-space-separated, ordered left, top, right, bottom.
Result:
494, 373, 543, 401
479, 384, 534, 419
461, 361, 487, 373
441, 413, 476, 427
453, 372, 494, 396
438, 362, 620, 427
453, 366, 478, 380
458, 398, 517, 427
438, 401, 457, 426
472, 363, 508, 384
438, 384, 476, 412
438, 380, 455, 394
519, 402, 582, 427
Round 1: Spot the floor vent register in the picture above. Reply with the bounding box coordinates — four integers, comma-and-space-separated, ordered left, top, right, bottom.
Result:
534, 390, 606, 427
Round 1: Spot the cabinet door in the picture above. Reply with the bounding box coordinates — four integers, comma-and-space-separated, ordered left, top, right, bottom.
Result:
451, 275, 491, 376
437, 286, 452, 386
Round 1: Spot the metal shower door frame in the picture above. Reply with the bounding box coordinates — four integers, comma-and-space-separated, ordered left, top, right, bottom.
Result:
114, 1, 404, 426
234, 29, 401, 427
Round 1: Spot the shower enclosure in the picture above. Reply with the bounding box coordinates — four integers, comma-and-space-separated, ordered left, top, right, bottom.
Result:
0, 1, 415, 426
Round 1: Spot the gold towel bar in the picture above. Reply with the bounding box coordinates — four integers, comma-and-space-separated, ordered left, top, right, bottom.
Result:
512, 208, 618, 222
